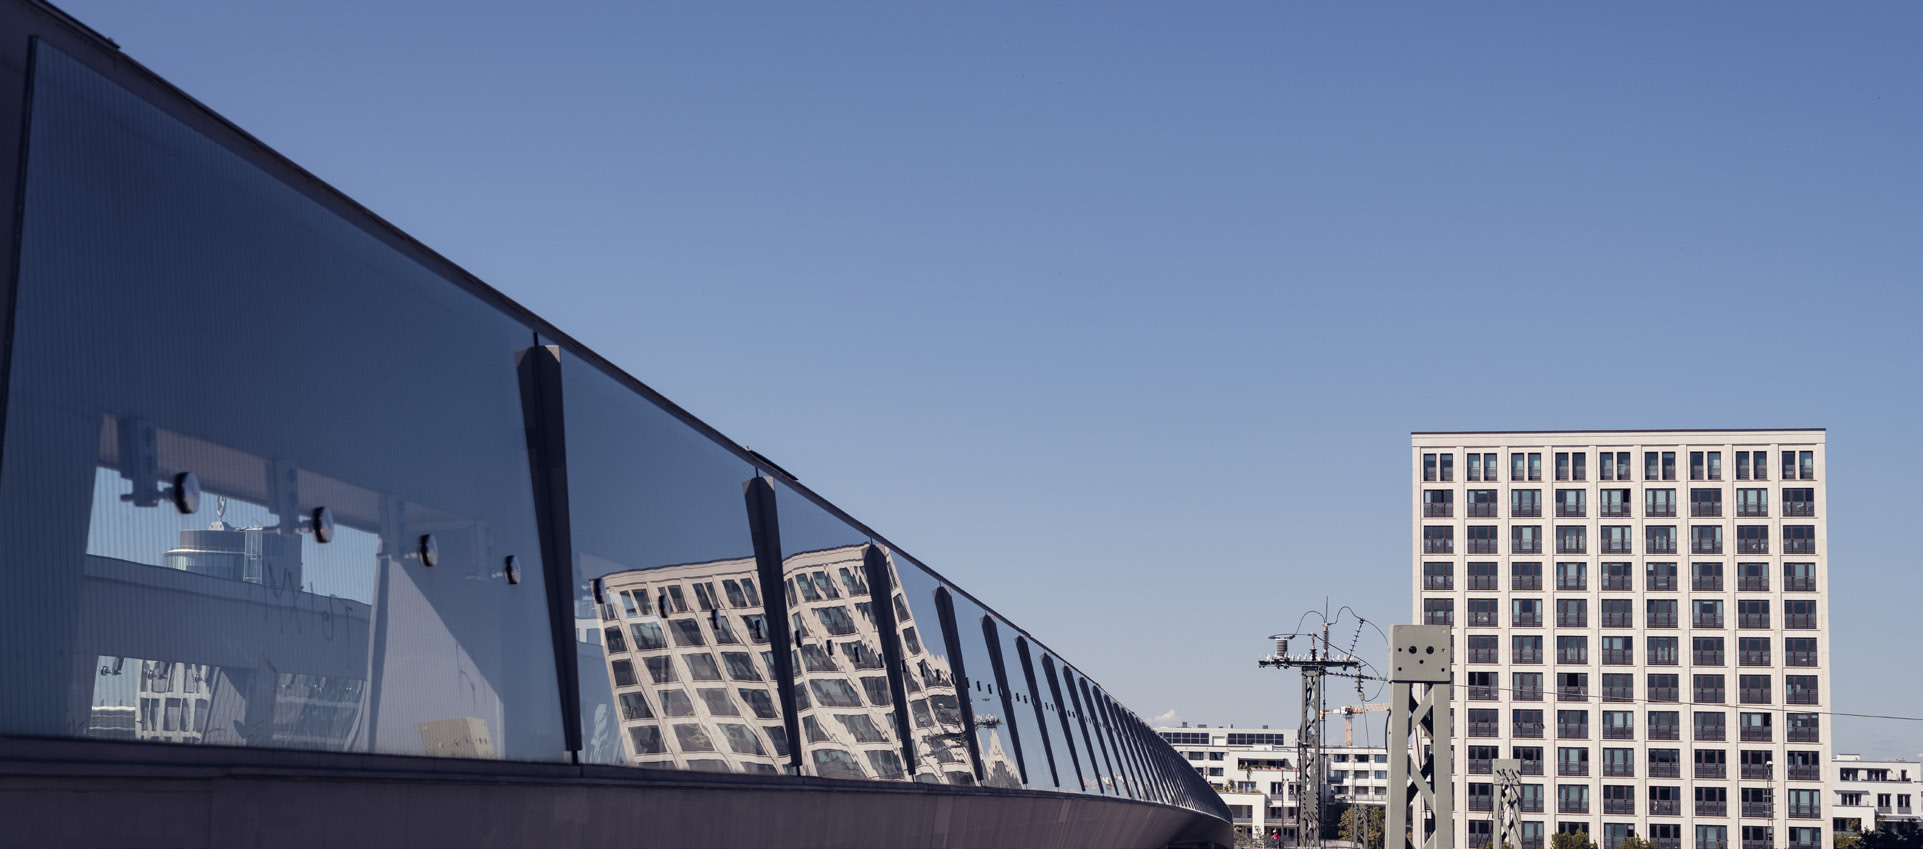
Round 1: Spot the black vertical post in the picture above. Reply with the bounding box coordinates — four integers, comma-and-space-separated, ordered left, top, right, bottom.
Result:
1015, 637, 1060, 788
980, 616, 1028, 786
932, 587, 985, 784
861, 544, 916, 775
516, 344, 583, 757
743, 475, 802, 775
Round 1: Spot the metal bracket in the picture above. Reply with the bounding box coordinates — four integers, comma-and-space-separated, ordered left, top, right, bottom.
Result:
1386, 624, 1453, 849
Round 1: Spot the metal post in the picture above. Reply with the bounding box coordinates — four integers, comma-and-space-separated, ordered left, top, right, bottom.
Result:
1301, 666, 1324, 846
1386, 625, 1453, 849
1492, 758, 1522, 849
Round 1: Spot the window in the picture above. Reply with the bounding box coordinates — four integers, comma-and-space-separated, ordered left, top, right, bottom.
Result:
1785, 599, 1817, 628
1738, 636, 1771, 666
1514, 709, 1545, 738
1514, 561, 1543, 590
1737, 561, 1768, 591
1467, 451, 1498, 481
1647, 598, 1679, 628
1556, 526, 1586, 554
1694, 675, 1726, 704
1601, 597, 1633, 627
1646, 488, 1677, 517
1514, 525, 1543, 554
1787, 789, 1821, 819
1556, 562, 1587, 591
1424, 598, 1454, 626
1514, 598, 1543, 627
1424, 561, 1453, 590
1739, 674, 1771, 704
1737, 599, 1769, 629
1799, 450, 1815, 480
1735, 450, 1759, 480
1469, 561, 1499, 590
1784, 525, 1816, 554
1784, 637, 1817, 667
1787, 712, 1819, 742
1556, 599, 1588, 629
1690, 488, 1723, 517
1515, 672, 1545, 701
1469, 598, 1499, 627
1647, 637, 1679, 666
1693, 600, 1724, 628
1423, 489, 1454, 517
1556, 452, 1586, 482
1468, 488, 1499, 516
1691, 525, 1723, 554
1514, 489, 1543, 517
1601, 563, 1633, 592
1784, 562, 1816, 591
1739, 713, 1773, 744
1469, 708, 1501, 737
1467, 452, 1483, 482
1786, 675, 1819, 705
1602, 711, 1634, 739
1601, 637, 1633, 666
1600, 451, 1632, 482
1438, 453, 1455, 481
1692, 636, 1725, 665
1602, 747, 1635, 777
1736, 488, 1768, 517
1784, 488, 1815, 516
1515, 635, 1544, 664
1692, 562, 1723, 591
1469, 670, 1499, 700
1511, 452, 1528, 481
1693, 451, 1721, 481
1556, 488, 1587, 517
1646, 451, 1676, 481
1600, 525, 1632, 554
1599, 488, 1632, 517
1467, 525, 1500, 553
1558, 747, 1590, 777
1648, 710, 1681, 740
1468, 634, 1500, 663
1558, 677, 1589, 703
1646, 525, 1677, 554
1423, 526, 1454, 554
1557, 635, 1588, 663
1695, 748, 1728, 782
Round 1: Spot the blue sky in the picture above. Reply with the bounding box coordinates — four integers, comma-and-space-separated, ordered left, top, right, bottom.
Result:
58, 1, 1922, 756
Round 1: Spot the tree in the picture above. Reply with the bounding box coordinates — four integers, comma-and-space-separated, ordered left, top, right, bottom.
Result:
1337, 804, 1387, 849
1617, 834, 1654, 849
1837, 832, 1865, 849
1550, 830, 1598, 849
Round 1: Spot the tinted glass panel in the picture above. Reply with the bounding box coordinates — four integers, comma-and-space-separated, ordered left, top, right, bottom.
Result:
0, 45, 564, 759
941, 590, 1027, 788
890, 553, 978, 785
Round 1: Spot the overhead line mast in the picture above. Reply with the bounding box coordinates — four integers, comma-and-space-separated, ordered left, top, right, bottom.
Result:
1259, 619, 1363, 848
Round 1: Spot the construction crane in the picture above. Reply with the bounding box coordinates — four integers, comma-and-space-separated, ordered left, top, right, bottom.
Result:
1320, 703, 1389, 746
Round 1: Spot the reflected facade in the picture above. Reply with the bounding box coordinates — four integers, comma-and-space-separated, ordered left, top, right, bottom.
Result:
0, 18, 1227, 840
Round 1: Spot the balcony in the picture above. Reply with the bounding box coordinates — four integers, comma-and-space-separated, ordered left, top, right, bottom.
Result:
1788, 764, 1820, 781
1513, 541, 1543, 555
1744, 840, 1772, 849
1521, 798, 1545, 814
1649, 613, 1678, 628
1787, 651, 1817, 667
1740, 687, 1771, 705
1693, 576, 1723, 592
1692, 504, 1723, 518
1557, 723, 1589, 739
1737, 540, 1769, 555
1647, 505, 1677, 518
1522, 836, 1544, 849
1789, 805, 1822, 820
1737, 505, 1769, 518
1786, 613, 1817, 629
1788, 727, 1820, 743
1468, 648, 1499, 664
1601, 540, 1632, 554
1694, 614, 1724, 628
1469, 686, 1498, 701
1468, 612, 1498, 627
1602, 614, 1634, 629
1602, 650, 1633, 666
1468, 796, 1493, 812
1556, 615, 1587, 629
1515, 649, 1544, 664
1425, 613, 1454, 626
1738, 613, 1770, 629
1514, 721, 1544, 739
1788, 690, 1819, 705
1697, 801, 1727, 816
1785, 502, 1815, 517
1785, 574, 1816, 591
1557, 542, 1586, 555
1740, 650, 1771, 667
1423, 541, 1454, 554
1424, 575, 1453, 591
1558, 685, 1588, 702
1519, 760, 1543, 776
1514, 686, 1543, 702
1650, 764, 1681, 780
1654, 839, 1681, 849
1697, 764, 1727, 779
1468, 503, 1499, 518
1600, 503, 1632, 518
1424, 503, 1453, 518
1515, 613, 1542, 627
1604, 724, 1635, 740
1693, 650, 1724, 666
1557, 577, 1587, 592
1514, 505, 1542, 519
1785, 540, 1816, 555
1469, 757, 1492, 775
1602, 576, 1632, 592
1648, 575, 1677, 591
1649, 686, 1679, 703
1559, 762, 1589, 777
1514, 575, 1543, 591
1650, 799, 1681, 816
1468, 575, 1498, 591
1743, 803, 1775, 818
1743, 763, 1773, 780
1741, 726, 1773, 743
1467, 540, 1498, 555
1696, 726, 1726, 742
1649, 725, 1680, 741
1469, 722, 1500, 738
1557, 504, 1586, 518
1560, 799, 1589, 814
1605, 799, 1635, 815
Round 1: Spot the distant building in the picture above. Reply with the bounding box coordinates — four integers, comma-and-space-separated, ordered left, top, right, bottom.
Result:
1832, 754, 1920, 834
1155, 723, 1387, 842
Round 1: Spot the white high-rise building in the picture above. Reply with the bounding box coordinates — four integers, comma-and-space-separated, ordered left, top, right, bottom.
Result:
1411, 430, 1830, 849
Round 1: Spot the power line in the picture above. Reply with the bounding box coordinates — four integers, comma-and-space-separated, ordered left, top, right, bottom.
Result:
1340, 672, 1923, 724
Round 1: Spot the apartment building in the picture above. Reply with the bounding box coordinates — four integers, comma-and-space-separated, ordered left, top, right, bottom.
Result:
1156, 724, 1387, 842
1832, 754, 1921, 834
1412, 430, 1830, 849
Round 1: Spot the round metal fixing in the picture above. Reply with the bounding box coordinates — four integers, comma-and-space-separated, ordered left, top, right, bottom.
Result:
171, 471, 200, 515
504, 555, 520, 585
419, 534, 438, 568
312, 506, 335, 543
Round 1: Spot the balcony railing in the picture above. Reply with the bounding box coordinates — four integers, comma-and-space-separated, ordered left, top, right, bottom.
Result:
1741, 687, 1772, 704
1738, 505, 1769, 517
1601, 541, 1632, 554
1743, 803, 1774, 818
1697, 764, 1727, 779
1518, 760, 1543, 776
1557, 722, 1588, 738
1468, 649, 1499, 664
1468, 796, 1493, 812
1514, 686, 1543, 701
1694, 651, 1724, 666
1604, 762, 1634, 777
1602, 650, 1633, 666
1602, 614, 1633, 629
1513, 505, 1542, 518
1467, 541, 1498, 554
1786, 540, 1816, 554
1743, 763, 1773, 780
1468, 722, 1500, 738
1600, 504, 1632, 518
1786, 575, 1816, 591
1605, 799, 1635, 815
1424, 504, 1452, 517
1424, 576, 1453, 590
1696, 801, 1726, 816
1556, 615, 1587, 629
1602, 576, 1632, 592
1786, 613, 1817, 629
1697, 686, 1727, 703
1692, 504, 1723, 518
1515, 649, 1543, 664
1787, 651, 1817, 667
1558, 686, 1588, 702
1741, 726, 1773, 742
1557, 577, 1587, 591
1649, 686, 1679, 702
1468, 503, 1498, 517
1649, 724, 1680, 741
1694, 541, 1724, 555
1468, 612, 1498, 627
1744, 839, 1772, 849
1514, 575, 1542, 591
1696, 726, 1726, 742
1604, 724, 1634, 740
1649, 613, 1678, 628
1694, 614, 1724, 628
1469, 757, 1492, 775
1469, 686, 1498, 701
1693, 576, 1723, 592
1785, 503, 1815, 517
1647, 505, 1677, 518
1515, 613, 1542, 627
1788, 727, 1819, 743
1737, 540, 1769, 554
1788, 690, 1819, 705
1650, 799, 1681, 816
1560, 799, 1589, 814
1521, 797, 1544, 813
1559, 762, 1589, 777
1514, 722, 1544, 738
1738, 613, 1769, 629
1557, 505, 1586, 518
1654, 839, 1681, 849
1557, 542, 1586, 555
1468, 575, 1498, 590
1423, 541, 1453, 554
1740, 650, 1771, 667
1648, 576, 1677, 591
1789, 805, 1822, 819
1650, 764, 1681, 780
1788, 765, 1820, 781
1425, 613, 1453, 626
1522, 836, 1544, 849
1738, 576, 1770, 592
1513, 541, 1542, 554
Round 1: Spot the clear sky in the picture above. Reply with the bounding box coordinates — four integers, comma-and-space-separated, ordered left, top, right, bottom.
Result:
56, 1, 1922, 756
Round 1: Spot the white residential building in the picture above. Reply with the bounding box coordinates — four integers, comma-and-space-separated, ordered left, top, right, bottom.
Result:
1832, 754, 1921, 834
1156, 724, 1387, 843
1413, 430, 1830, 849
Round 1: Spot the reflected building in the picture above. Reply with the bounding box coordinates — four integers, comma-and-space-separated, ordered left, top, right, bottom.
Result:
0, 1, 1231, 845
